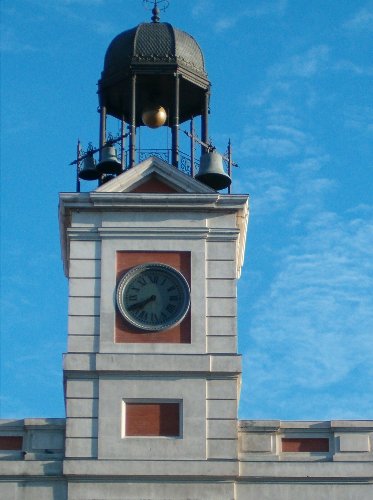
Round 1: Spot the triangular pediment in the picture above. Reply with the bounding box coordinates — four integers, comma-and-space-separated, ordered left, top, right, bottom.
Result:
95, 156, 216, 194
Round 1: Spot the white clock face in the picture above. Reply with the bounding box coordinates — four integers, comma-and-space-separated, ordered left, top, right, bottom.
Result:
116, 263, 190, 331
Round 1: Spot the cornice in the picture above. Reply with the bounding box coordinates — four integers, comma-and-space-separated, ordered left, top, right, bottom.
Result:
59, 192, 248, 212
65, 227, 239, 240
97, 227, 210, 239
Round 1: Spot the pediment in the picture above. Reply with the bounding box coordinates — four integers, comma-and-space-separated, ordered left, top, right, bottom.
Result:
95, 156, 216, 194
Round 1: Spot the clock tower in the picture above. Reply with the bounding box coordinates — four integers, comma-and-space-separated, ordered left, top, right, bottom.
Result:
0, 5, 371, 500
59, 5, 248, 499
60, 158, 248, 498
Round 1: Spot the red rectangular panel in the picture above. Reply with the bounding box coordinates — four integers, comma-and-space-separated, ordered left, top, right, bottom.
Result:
0, 436, 23, 450
282, 437, 329, 452
126, 402, 180, 437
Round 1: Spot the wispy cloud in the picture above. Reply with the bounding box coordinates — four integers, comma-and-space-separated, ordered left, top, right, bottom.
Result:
342, 105, 373, 135
237, 85, 372, 417
211, 0, 287, 32
91, 20, 117, 36
269, 45, 330, 79
21, 0, 115, 36
238, 121, 311, 159
245, 0, 288, 17
49, 2, 114, 34
0, 29, 39, 53
240, 133, 301, 158
235, 166, 290, 215
344, 5, 373, 31
214, 17, 237, 32
55, 0, 104, 5
234, 19, 373, 418
242, 205, 373, 417
192, 0, 213, 18
333, 60, 373, 76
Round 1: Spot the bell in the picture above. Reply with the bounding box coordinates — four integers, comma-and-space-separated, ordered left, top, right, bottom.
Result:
101, 174, 116, 184
195, 151, 232, 190
78, 154, 100, 180
142, 105, 167, 128
96, 145, 122, 175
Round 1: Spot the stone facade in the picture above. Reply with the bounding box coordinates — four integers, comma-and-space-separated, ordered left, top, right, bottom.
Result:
1, 418, 372, 499
0, 158, 372, 499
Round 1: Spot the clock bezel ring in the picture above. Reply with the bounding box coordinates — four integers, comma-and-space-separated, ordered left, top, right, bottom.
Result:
116, 262, 190, 332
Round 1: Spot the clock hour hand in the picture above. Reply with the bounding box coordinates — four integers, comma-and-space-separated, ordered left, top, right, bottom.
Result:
127, 294, 156, 311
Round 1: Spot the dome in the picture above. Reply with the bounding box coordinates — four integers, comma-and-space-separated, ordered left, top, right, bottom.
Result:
98, 22, 210, 125
103, 22, 207, 81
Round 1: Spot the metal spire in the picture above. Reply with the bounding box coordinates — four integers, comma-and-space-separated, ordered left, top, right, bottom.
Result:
143, 0, 170, 22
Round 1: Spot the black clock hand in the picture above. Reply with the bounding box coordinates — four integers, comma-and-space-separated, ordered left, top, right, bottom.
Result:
127, 294, 156, 311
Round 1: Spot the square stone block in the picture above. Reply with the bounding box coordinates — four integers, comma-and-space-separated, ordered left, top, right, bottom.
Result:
240, 432, 273, 453
338, 433, 370, 452
31, 431, 64, 450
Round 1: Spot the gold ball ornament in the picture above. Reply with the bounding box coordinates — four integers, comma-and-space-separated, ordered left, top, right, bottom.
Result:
142, 106, 167, 128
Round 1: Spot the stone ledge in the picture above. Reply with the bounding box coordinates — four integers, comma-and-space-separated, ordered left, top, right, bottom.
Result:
333, 453, 373, 462
0, 419, 65, 430
0, 460, 63, 476
63, 459, 239, 477
63, 353, 242, 374
331, 421, 373, 430
238, 420, 373, 434
239, 461, 373, 478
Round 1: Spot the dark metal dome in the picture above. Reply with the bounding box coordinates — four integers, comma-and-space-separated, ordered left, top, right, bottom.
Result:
98, 22, 210, 124
103, 22, 207, 79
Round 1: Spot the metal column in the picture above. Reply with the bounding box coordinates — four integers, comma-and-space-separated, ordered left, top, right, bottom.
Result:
99, 105, 107, 160
201, 88, 210, 155
172, 74, 180, 167
130, 74, 137, 167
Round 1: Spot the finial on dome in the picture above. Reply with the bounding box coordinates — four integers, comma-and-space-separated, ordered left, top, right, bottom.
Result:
151, 5, 160, 22
143, 0, 170, 23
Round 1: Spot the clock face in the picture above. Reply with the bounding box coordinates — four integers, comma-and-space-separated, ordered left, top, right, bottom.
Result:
116, 263, 190, 331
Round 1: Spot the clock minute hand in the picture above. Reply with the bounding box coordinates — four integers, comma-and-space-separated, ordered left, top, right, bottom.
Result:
127, 294, 156, 311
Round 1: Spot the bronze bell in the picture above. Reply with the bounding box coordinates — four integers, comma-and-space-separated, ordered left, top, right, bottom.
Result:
101, 174, 116, 184
78, 154, 100, 180
96, 145, 122, 175
195, 151, 232, 190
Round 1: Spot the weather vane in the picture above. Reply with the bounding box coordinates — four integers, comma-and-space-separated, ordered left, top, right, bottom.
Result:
143, 0, 170, 22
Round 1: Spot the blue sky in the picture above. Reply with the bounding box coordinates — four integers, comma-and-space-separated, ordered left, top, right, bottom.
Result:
1, 0, 372, 420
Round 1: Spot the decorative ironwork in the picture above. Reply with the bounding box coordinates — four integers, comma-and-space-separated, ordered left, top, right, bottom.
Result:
85, 142, 94, 155
178, 152, 195, 176
71, 132, 236, 194
138, 149, 171, 163
122, 149, 128, 170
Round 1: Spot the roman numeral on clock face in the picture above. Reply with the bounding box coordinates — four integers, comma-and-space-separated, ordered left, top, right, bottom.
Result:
151, 313, 159, 323
137, 310, 147, 320
166, 303, 176, 314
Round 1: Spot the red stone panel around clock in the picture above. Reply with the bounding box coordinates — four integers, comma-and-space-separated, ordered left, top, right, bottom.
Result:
115, 251, 191, 343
